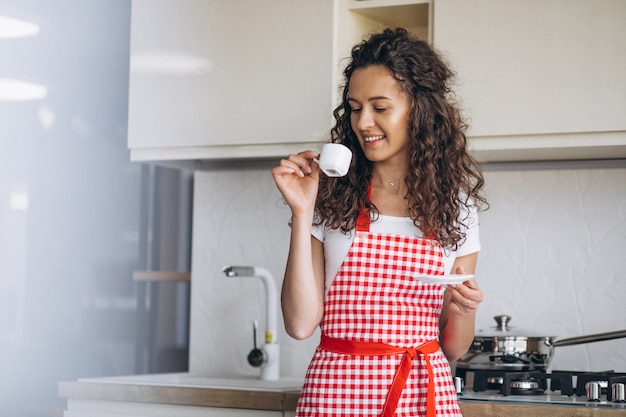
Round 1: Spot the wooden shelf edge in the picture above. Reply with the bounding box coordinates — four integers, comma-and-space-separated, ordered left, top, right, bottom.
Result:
132, 271, 191, 282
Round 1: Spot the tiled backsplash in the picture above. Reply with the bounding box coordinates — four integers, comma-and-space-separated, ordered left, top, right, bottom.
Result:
190, 163, 626, 378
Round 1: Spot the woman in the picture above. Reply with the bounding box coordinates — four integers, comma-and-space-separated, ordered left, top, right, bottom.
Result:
272, 28, 488, 417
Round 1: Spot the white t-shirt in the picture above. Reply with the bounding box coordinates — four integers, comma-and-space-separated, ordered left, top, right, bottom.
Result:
312, 205, 480, 295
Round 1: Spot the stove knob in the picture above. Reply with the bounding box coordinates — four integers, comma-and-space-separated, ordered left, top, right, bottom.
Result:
586, 381, 601, 402
612, 383, 625, 403
454, 377, 464, 395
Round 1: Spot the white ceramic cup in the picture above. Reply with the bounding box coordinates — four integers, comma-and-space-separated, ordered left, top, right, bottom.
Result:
317, 143, 352, 177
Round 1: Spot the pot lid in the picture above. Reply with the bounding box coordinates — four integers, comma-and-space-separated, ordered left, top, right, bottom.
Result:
475, 315, 554, 338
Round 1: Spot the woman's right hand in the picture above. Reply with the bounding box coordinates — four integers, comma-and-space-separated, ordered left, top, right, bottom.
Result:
271, 150, 320, 215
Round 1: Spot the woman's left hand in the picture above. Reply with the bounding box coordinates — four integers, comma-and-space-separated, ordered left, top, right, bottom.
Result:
446, 266, 483, 313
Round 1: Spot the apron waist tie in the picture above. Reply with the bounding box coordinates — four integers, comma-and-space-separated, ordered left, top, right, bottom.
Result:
319, 334, 439, 417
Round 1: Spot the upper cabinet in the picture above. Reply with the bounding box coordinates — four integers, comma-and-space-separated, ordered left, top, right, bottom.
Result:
128, 0, 334, 165
433, 0, 626, 162
128, 0, 432, 166
129, 0, 626, 164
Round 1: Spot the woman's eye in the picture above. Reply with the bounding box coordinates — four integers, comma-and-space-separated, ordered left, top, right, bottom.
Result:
374, 107, 387, 112
351, 108, 362, 114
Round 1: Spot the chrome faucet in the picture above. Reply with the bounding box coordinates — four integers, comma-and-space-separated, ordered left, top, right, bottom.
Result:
222, 265, 280, 381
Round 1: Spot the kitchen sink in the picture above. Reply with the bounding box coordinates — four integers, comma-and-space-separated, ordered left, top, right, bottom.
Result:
78, 372, 304, 392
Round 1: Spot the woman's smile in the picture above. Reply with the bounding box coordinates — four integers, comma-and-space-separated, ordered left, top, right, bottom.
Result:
363, 134, 386, 143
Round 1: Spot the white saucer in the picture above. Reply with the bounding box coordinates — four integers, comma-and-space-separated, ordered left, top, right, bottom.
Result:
414, 274, 474, 285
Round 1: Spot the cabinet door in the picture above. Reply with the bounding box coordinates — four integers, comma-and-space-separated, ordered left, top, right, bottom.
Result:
128, 0, 333, 159
433, 0, 626, 138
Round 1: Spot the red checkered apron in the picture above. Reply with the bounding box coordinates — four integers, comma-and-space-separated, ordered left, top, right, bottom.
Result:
296, 206, 461, 417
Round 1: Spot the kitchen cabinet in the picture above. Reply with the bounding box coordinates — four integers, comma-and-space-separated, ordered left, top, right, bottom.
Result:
58, 374, 299, 416
433, 0, 626, 162
129, 0, 625, 164
127, 0, 432, 166
59, 376, 626, 417
127, 0, 334, 165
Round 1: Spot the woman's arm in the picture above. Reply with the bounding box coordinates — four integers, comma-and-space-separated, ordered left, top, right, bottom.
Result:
281, 228, 326, 340
438, 252, 483, 361
271, 150, 326, 340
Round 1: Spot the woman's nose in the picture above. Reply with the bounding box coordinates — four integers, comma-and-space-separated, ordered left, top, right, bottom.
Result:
355, 109, 375, 131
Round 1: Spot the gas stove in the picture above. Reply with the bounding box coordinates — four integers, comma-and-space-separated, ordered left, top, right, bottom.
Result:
455, 367, 626, 409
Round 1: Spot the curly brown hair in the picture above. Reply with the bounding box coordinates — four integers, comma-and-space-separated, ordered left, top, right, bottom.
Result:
315, 28, 487, 250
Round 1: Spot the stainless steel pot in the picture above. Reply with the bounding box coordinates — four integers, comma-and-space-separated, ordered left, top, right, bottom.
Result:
456, 315, 626, 371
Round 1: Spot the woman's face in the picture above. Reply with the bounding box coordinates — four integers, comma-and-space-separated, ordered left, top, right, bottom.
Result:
348, 65, 412, 165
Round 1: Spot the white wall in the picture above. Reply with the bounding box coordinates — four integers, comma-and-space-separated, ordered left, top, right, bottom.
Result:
477, 161, 626, 370
190, 161, 626, 378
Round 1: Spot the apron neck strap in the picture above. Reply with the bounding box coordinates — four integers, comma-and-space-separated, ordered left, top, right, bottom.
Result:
356, 179, 373, 232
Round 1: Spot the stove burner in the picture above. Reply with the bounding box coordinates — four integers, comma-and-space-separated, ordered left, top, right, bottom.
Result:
511, 380, 540, 390
456, 368, 573, 396
509, 379, 546, 395
502, 372, 548, 396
